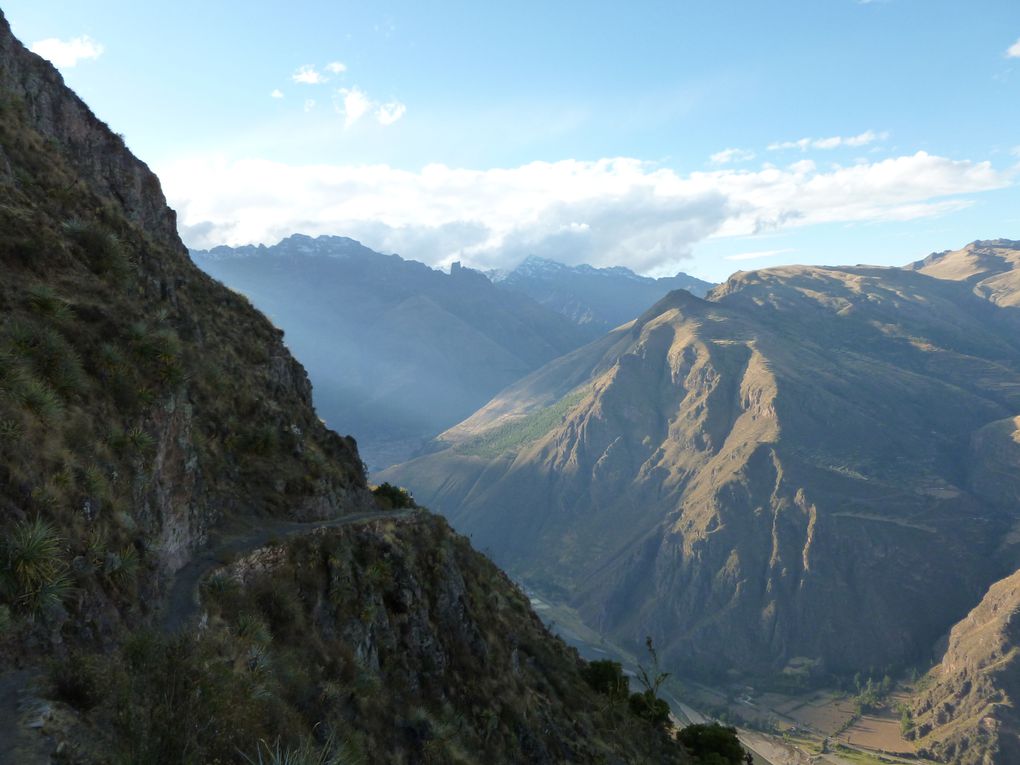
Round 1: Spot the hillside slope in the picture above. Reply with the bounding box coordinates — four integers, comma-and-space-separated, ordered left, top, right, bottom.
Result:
0, 13, 690, 764
385, 241, 1020, 680
193, 241, 593, 469
910, 566, 1020, 765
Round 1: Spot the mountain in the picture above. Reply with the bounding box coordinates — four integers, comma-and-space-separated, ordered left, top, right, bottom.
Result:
909, 566, 1020, 765
192, 240, 593, 469
495, 255, 714, 333
0, 14, 690, 763
384, 241, 1020, 684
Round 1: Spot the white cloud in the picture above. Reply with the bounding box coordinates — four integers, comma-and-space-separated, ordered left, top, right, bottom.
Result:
270, 89, 284, 99
768, 130, 886, 152
337, 87, 372, 126
326, 61, 347, 74
160, 152, 1012, 273
1008, 38, 1020, 58
29, 35, 104, 68
724, 248, 794, 261
335, 88, 406, 128
292, 65, 328, 85
304, 99, 316, 112
709, 148, 756, 165
375, 100, 407, 126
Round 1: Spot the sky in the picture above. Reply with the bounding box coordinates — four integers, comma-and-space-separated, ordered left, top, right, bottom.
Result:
5, 0, 1020, 282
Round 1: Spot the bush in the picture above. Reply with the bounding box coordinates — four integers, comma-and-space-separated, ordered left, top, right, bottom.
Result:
25, 284, 71, 322
629, 690, 671, 728
20, 377, 64, 422
676, 723, 747, 764
0, 517, 72, 614
581, 659, 629, 701
372, 483, 414, 510
64, 219, 132, 280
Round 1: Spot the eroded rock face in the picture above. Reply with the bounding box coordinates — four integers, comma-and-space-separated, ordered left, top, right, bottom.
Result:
386, 243, 1020, 679
0, 17, 177, 246
911, 569, 1020, 765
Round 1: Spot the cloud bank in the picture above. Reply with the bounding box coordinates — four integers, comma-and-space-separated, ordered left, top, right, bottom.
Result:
768, 130, 885, 152
29, 35, 104, 68
161, 153, 1011, 274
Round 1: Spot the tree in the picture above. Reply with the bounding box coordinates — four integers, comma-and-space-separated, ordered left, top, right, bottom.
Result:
629, 636, 673, 728
636, 636, 670, 698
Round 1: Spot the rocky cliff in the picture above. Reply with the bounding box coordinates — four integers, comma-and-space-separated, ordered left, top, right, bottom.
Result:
385, 241, 1020, 681
0, 8, 368, 620
910, 568, 1020, 764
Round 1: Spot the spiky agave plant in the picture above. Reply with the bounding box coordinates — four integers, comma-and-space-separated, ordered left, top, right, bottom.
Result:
0, 517, 73, 615
240, 730, 365, 765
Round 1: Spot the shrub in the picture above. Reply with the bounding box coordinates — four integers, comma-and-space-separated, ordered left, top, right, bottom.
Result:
25, 284, 71, 322
20, 377, 63, 422
241, 731, 364, 765
581, 659, 629, 701
0, 349, 29, 402
676, 723, 747, 764
372, 483, 414, 510
64, 219, 132, 279
629, 690, 671, 728
0, 517, 73, 614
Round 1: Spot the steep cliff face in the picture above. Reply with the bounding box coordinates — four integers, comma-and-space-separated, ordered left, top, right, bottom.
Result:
910, 569, 1020, 765
386, 243, 1020, 679
0, 6, 368, 650
0, 15, 176, 247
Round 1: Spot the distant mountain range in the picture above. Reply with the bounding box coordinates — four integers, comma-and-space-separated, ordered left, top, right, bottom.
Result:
383, 241, 1020, 697
495, 255, 714, 334
193, 237, 711, 469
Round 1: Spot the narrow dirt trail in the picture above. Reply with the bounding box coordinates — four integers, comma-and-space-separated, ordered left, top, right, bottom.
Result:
0, 508, 415, 765
160, 508, 415, 632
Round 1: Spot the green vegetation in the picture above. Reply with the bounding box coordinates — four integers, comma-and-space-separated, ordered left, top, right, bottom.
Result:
582, 659, 630, 701
676, 724, 748, 765
241, 732, 365, 765
371, 482, 414, 509
456, 387, 589, 457
581, 643, 673, 729
0, 517, 72, 615
49, 518, 687, 764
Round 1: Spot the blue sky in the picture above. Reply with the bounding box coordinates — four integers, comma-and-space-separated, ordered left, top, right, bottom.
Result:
6, 0, 1020, 281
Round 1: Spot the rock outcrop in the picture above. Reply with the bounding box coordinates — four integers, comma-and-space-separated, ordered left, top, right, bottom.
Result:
911, 569, 1020, 764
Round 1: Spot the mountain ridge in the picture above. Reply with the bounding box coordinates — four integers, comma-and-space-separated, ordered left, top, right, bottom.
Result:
384, 240, 1020, 684
496, 254, 714, 333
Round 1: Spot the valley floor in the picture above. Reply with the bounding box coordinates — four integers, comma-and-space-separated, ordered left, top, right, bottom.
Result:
524, 588, 942, 765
